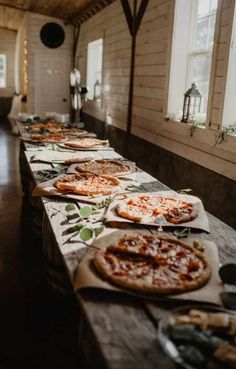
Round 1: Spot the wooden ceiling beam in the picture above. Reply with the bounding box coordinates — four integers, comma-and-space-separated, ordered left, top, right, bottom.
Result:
120, 0, 150, 134
71, 0, 115, 26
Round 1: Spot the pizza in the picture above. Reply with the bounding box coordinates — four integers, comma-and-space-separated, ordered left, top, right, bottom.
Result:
62, 129, 88, 137
94, 234, 211, 294
116, 194, 198, 224
30, 133, 67, 143
75, 160, 134, 176
54, 173, 121, 196
64, 138, 109, 149
27, 121, 62, 133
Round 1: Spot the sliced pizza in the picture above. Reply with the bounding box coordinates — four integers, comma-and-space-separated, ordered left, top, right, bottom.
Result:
94, 234, 211, 295
54, 173, 121, 196
64, 138, 109, 149
30, 133, 67, 143
116, 194, 198, 224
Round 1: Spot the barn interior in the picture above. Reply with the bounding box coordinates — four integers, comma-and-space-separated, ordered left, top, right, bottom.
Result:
0, 1, 236, 368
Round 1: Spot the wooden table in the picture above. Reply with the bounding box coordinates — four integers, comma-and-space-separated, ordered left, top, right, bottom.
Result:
16, 120, 236, 369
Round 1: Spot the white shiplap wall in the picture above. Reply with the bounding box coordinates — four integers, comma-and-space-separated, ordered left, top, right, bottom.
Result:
26, 12, 73, 114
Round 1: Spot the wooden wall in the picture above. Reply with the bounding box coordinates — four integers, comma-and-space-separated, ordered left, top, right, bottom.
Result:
76, 1, 131, 128
0, 6, 23, 31
131, 0, 174, 138
76, 0, 236, 182
0, 28, 17, 97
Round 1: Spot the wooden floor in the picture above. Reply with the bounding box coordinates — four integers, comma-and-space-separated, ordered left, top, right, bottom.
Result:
0, 118, 79, 369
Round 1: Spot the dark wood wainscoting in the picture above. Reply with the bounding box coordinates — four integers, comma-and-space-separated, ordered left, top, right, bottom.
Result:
83, 113, 236, 229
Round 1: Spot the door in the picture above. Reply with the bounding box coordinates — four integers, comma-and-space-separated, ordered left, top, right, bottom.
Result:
35, 55, 71, 117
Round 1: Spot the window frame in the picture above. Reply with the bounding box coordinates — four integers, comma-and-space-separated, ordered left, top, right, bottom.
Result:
0, 54, 7, 89
160, 0, 236, 171
167, 0, 219, 124
86, 38, 104, 103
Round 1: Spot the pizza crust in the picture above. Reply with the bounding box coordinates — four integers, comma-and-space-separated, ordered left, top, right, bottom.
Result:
54, 173, 121, 196
165, 204, 199, 224
94, 235, 211, 295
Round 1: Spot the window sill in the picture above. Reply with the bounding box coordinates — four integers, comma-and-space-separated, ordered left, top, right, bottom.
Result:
163, 119, 236, 156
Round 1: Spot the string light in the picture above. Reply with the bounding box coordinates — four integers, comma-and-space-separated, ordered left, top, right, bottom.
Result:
23, 37, 28, 95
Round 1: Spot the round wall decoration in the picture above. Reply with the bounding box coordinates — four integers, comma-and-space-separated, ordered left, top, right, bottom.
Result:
40, 23, 65, 48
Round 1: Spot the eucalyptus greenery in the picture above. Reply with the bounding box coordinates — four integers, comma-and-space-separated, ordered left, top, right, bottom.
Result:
35, 165, 66, 182
173, 227, 191, 239
214, 124, 236, 145
62, 199, 114, 244
188, 122, 199, 137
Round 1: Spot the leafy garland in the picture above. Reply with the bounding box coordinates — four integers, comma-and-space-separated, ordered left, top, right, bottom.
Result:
166, 113, 236, 144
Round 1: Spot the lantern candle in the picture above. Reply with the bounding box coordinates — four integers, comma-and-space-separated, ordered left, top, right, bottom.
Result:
181, 82, 202, 123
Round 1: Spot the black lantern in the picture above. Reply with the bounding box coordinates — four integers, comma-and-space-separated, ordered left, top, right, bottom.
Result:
181, 82, 202, 123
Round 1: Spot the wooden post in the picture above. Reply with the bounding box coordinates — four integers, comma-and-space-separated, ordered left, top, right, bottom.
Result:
120, 0, 149, 134
73, 25, 80, 67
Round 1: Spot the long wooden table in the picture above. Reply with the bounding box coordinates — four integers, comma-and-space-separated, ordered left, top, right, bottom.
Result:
16, 120, 236, 369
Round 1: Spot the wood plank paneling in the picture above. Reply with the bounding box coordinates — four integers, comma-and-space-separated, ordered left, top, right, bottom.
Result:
76, 1, 130, 127
0, 0, 115, 24
77, 0, 236, 181
0, 6, 23, 30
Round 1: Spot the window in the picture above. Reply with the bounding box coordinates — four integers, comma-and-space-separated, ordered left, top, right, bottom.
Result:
0, 54, 6, 88
86, 39, 103, 101
222, 5, 236, 129
168, 0, 218, 124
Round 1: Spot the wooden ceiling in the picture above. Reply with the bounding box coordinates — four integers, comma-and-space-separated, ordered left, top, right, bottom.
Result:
0, 6, 23, 30
0, 0, 115, 25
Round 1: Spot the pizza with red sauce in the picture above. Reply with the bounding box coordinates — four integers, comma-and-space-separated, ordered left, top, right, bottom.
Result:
94, 234, 211, 294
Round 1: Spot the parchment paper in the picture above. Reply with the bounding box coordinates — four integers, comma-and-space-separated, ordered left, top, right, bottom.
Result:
105, 191, 210, 233
32, 173, 137, 204
30, 150, 94, 164
74, 230, 222, 306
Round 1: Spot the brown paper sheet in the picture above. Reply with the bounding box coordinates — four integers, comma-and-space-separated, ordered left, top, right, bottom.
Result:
30, 150, 94, 164
74, 230, 222, 306
32, 173, 137, 204
105, 191, 210, 233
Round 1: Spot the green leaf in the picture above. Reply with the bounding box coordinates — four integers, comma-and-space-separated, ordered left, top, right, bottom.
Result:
156, 231, 169, 237
173, 227, 190, 239
66, 213, 80, 221
61, 213, 81, 225
65, 204, 76, 212
94, 226, 104, 236
62, 224, 83, 236
79, 206, 93, 218
79, 227, 94, 241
